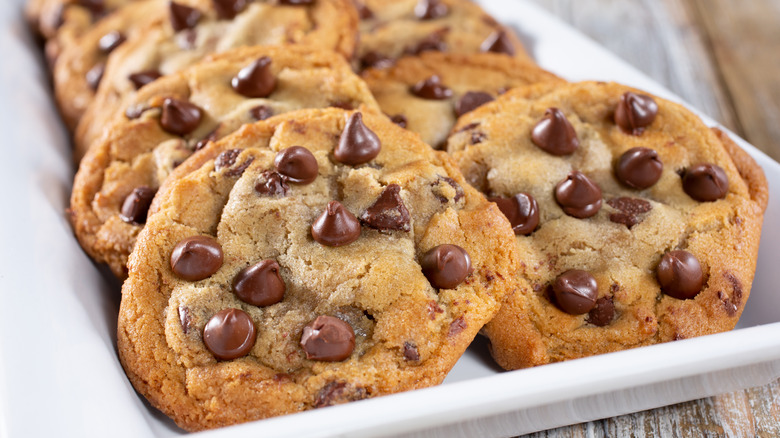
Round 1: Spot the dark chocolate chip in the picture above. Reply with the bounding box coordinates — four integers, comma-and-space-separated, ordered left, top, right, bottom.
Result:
233, 260, 286, 307
354, 0, 372, 19
403, 342, 420, 361
555, 171, 602, 219
203, 308, 256, 360
586, 296, 615, 326
607, 197, 652, 228
405, 31, 447, 55
214, 148, 242, 171
194, 126, 219, 151
128, 70, 162, 90
455, 91, 494, 117
170, 235, 223, 281
231, 56, 276, 98
656, 250, 703, 300
431, 176, 464, 204
178, 305, 192, 334
389, 114, 407, 128
301, 316, 355, 361
615, 147, 663, 189
279, 0, 314, 4
414, 0, 448, 20
552, 270, 598, 315
86, 62, 105, 91
330, 101, 354, 110
313, 381, 368, 408
212, 0, 248, 19
119, 186, 156, 225
249, 105, 273, 121
255, 171, 289, 196
77, 0, 106, 17
470, 131, 486, 145
614, 92, 658, 135
360, 184, 411, 232
360, 51, 394, 70
421, 244, 472, 290
682, 163, 729, 202
98, 30, 125, 53
531, 108, 579, 156
334, 112, 381, 165
160, 98, 202, 136
274, 146, 318, 184
480, 30, 515, 56
170, 1, 202, 32
489, 193, 539, 235
311, 201, 361, 246
720, 271, 743, 316
448, 316, 467, 337
410, 75, 453, 100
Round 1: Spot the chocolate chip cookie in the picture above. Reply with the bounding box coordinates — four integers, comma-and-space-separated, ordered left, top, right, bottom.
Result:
117, 108, 519, 430
446, 81, 768, 369
69, 45, 379, 278
362, 51, 562, 148
354, 0, 531, 71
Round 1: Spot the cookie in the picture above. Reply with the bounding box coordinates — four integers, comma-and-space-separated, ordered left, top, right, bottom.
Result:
446, 81, 768, 369
117, 107, 519, 430
362, 51, 562, 148
354, 0, 531, 71
69, 45, 379, 278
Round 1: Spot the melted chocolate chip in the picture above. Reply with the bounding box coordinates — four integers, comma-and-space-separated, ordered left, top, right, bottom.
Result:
555, 171, 602, 218
614, 92, 658, 135
354, 0, 373, 19
414, 0, 449, 20
448, 316, 467, 337
170, 235, 223, 281
233, 260, 286, 307
552, 270, 598, 315
720, 271, 743, 316
403, 342, 420, 361
480, 30, 515, 56
656, 250, 703, 300
489, 193, 540, 235
389, 114, 407, 128
249, 105, 273, 121
274, 146, 318, 184
360, 184, 411, 232
421, 244, 472, 290
334, 112, 381, 165
311, 201, 361, 246
214, 148, 240, 170
86, 62, 105, 90
405, 31, 447, 55
170, 2, 202, 31
455, 91, 494, 117
160, 98, 202, 136
279, 0, 314, 4
231, 56, 276, 98
301, 316, 355, 361
203, 308, 256, 360
194, 127, 219, 151
531, 108, 579, 156
410, 75, 453, 100
329, 101, 354, 110
360, 51, 394, 70
98, 30, 125, 53
607, 197, 652, 228
615, 147, 663, 189
119, 186, 156, 225
586, 296, 615, 326
212, 0, 248, 19
128, 70, 162, 90
178, 305, 192, 334
255, 171, 289, 196
682, 163, 729, 202
431, 176, 464, 204
313, 381, 368, 408
470, 131, 486, 145
77, 0, 105, 17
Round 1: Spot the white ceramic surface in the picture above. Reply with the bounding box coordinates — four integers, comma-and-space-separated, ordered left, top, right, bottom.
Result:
1, 0, 778, 437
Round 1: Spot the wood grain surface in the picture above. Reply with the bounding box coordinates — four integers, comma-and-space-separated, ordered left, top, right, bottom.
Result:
521, 0, 780, 436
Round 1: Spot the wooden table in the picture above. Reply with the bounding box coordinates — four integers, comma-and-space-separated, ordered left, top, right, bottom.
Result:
519, 1, 780, 436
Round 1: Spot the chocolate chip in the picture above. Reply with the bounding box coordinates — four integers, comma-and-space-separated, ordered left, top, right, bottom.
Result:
615, 147, 663, 189
178, 305, 192, 334
720, 271, 743, 316
389, 114, 407, 128
431, 176, 464, 204
194, 126, 219, 151
555, 171, 602, 218
274, 146, 318, 184
98, 30, 125, 53
607, 197, 652, 228
354, 0, 372, 19
414, 0, 448, 19
470, 131, 486, 145
329, 101, 354, 110
403, 342, 420, 361
249, 105, 273, 121
301, 316, 355, 361
77, 0, 105, 17
421, 244, 472, 290
313, 381, 368, 408
682, 163, 729, 202
360, 184, 411, 232
233, 260, 285, 307
586, 296, 614, 326
552, 270, 598, 315
203, 308, 256, 360
231, 56, 276, 98
255, 170, 289, 196
531, 108, 579, 156
455, 91, 494, 117
334, 112, 381, 166
489, 193, 540, 235
410, 75, 453, 100
170, 235, 223, 281
128, 70, 162, 90
311, 201, 361, 246
405, 31, 447, 55
480, 30, 515, 56
656, 250, 703, 300
214, 148, 253, 177
279, 0, 314, 4
160, 98, 202, 136
86, 62, 105, 90
448, 316, 467, 337
169, 1, 202, 31
360, 52, 394, 70
614, 92, 658, 135
212, 0, 248, 19
119, 186, 156, 225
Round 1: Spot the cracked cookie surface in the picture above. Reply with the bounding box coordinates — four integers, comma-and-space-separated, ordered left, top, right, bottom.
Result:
447, 81, 768, 369
117, 108, 518, 430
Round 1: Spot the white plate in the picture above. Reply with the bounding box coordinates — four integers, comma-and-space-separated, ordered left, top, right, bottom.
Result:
1, 0, 779, 436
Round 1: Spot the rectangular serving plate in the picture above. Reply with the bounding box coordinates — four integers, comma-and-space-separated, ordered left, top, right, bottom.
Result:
1, 0, 778, 437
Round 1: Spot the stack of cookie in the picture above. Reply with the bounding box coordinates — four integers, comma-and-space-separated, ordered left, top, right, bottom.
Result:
27, 0, 768, 432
